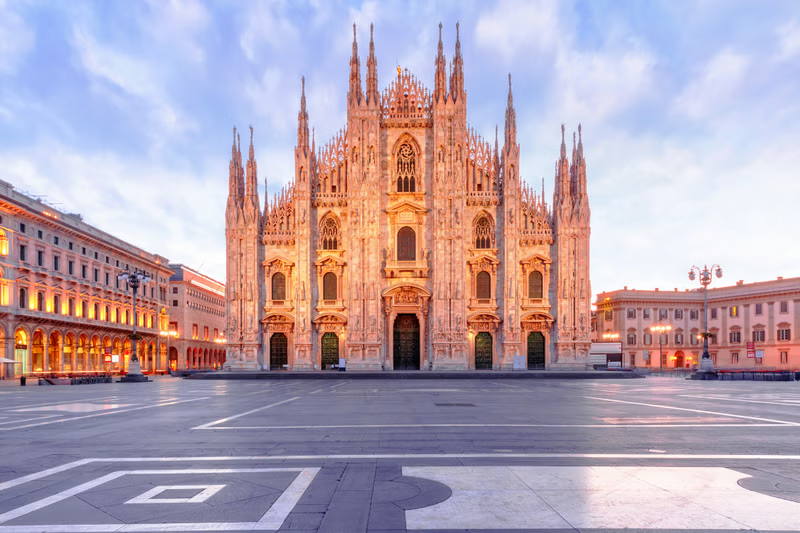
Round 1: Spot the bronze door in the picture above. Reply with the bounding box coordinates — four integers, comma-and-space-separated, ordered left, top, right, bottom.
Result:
270, 333, 288, 370
321, 332, 339, 370
527, 332, 545, 369
393, 314, 420, 370
475, 332, 493, 370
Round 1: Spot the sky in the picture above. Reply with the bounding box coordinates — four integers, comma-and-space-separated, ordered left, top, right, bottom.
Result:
1, 0, 799, 297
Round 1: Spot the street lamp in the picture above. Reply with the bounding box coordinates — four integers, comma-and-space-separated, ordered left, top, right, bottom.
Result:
602, 332, 619, 341
689, 264, 723, 373
118, 269, 151, 383
650, 324, 672, 371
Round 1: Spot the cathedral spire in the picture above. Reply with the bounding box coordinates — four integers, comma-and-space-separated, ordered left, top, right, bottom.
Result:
434, 22, 447, 103
366, 23, 379, 105
577, 123, 583, 159
560, 124, 567, 161
348, 23, 363, 106
450, 22, 464, 103
297, 77, 309, 154
504, 73, 516, 148
228, 126, 242, 203
263, 177, 269, 216
237, 131, 244, 200
245, 125, 258, 200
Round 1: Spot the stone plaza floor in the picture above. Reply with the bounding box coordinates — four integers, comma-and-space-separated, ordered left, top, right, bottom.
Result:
0, 375, 799, 532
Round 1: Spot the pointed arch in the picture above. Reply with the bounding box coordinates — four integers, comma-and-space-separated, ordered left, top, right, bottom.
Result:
473, 211, 495, 249
391, 133, 422, 193
319, 212, 341, 250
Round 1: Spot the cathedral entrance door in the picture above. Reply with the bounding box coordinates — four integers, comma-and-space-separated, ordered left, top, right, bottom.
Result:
527, 332, 546, 369
321, 332, 339, 370
270, 333, 288, 370
475, 332, 493, 370
393, 314, 420, 370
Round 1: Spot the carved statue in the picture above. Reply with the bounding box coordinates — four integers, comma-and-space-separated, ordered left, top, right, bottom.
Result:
370, 316, 376, 332
509, 208, 514, 225
231, 315, 237, 330
454, 208, 460, 225
580, 314, 586, 331
300, 314, 306, 332
248, 314, 253, 331
455, 315, 461, 331
352, 208, 359, 226
248, 281, 253, 301
422, 248, 429, 262
437, 315, 443, 331
301, 208, 306, 225
354, 314, 360, 332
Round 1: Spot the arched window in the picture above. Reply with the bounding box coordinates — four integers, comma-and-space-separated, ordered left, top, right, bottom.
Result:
476, 271, 491, 299
37, 291, 44, 311
320, 217, 339, 250
272, 272, 286, 300
397, 226, 416, 261
93, 303, 99, 320
68, 298, 75, 316
19, 287, 27, 309
105, 305, 110, 321
53, 295, 61, 314
396, 143, 416, 192
528, 271, 543, 299
323, 272, 337, 300
474, 216, 494, 249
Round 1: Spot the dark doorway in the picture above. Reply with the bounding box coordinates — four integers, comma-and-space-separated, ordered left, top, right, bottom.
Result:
475, 332, 493, 370
393, 314, 420, 370
270, 333, 288, 370
527, 332, 546, 369
674, 351, 685, 368
528, 331, 545, 370
321, 332, 339, 370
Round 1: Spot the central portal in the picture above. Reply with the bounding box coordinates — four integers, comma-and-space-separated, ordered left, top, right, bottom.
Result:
321, 332, 339, 370
393, 314, 420, 370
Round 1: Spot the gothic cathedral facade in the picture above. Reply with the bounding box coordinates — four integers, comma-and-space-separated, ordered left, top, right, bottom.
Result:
224, 24, 592, 371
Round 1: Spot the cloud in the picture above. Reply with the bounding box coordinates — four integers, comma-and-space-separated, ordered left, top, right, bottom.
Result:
70, 26, 194, 147
475, 0, 563, 63
239, 0, 298, 62
0, 1, 35, 74
777, 19, 800, 60
553, 46, 655, 124
672, 48, 748, 120
140, 0, 210, 64
0, 139, 227, 282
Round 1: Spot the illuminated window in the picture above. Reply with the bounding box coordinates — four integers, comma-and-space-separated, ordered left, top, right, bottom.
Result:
192, 324, 198, 340
397, 227, 416, 261
729, 306, 738, 318
476, 271, 491, 299
203, 327, 209, 341
0, 231, 7, 256
528, 271, 543, 299
323, 272, 337, 300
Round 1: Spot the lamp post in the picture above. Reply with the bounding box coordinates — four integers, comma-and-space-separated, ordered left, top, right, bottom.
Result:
650, 324, 671, 371
214, 335, 227, 370
118, 269, 151, 383
689, 264, 723, 373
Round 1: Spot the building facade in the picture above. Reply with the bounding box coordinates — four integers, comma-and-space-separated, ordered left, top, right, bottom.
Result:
595, 277, 800, 370
167, 264, 227, 371
225, 24, 592, 371
0, 179, 174, 379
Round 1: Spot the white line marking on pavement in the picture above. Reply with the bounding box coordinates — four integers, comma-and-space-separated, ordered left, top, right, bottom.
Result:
191, 397, 300, 430
194, 422, 790, 430
0, 396, 119, 412
0, 415, 60, 425
681, 394, 800, 407
0, 467, 320, 532
0, 397, 210, 431
585, 396, 800, 426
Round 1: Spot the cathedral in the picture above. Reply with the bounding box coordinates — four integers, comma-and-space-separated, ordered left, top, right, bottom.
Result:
224, 24, 592, 372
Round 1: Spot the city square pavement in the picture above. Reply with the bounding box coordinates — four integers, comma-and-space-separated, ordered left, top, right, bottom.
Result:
0, 376, 799, 532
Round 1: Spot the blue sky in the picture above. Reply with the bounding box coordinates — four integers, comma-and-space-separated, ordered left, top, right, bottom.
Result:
1, 0, 799, 296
